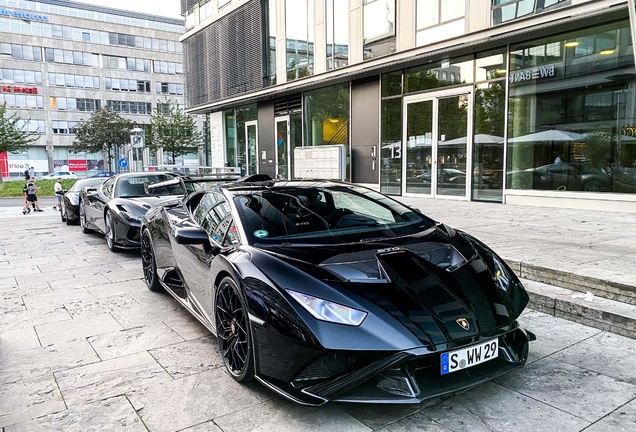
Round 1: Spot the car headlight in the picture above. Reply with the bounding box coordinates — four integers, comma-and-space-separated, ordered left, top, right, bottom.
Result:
286, 289, 367, 326
492, 255, 511, 291
120, 210, 142, 222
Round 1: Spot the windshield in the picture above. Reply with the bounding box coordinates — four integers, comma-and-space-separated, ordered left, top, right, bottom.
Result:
234, 185, 436, 245
115, 174, 183, 198
70, 178, 105, 192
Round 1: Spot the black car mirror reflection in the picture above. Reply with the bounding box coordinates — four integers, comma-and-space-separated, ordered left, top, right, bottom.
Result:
175, 227, 213, 249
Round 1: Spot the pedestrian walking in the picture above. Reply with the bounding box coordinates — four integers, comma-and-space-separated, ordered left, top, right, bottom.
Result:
23, 167, 30, 181
21, 181, 31, 215
25, 177, 43, 212
54, 177, 63, 211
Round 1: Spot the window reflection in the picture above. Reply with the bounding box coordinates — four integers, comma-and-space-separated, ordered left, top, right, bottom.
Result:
363, 0, 395, 60
285, 0, 314, 81
326, 0, 348, 71
507, 19, 636, 194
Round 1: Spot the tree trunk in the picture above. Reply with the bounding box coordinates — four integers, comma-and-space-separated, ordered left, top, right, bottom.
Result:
172, 154, 176, 165
105, 144, 112, 174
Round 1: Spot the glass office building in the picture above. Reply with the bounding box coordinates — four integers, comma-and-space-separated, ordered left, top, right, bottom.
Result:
181, 0, 636, 212
0, 0, 188, 178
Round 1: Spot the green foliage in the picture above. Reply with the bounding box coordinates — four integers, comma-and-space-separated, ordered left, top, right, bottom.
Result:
149, 100, 202, 164
0, 178, 77, 197
583, 132, 612, 168
0, 103, 40, 181
475, 82, 506, 136
72, 108, 133, 173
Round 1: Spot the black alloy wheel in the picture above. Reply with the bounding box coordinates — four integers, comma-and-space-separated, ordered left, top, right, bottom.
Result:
215, 277, 254, 382
105, 210, 119, 252
79, 201, 92, 234
141, 230, 163, 292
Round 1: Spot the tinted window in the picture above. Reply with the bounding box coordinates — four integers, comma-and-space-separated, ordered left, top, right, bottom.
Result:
114, 174, 177, 198
70, 178, 104, 192
234, 185, 435, 244
101, 178, 115, 197
193, 192, 235, 245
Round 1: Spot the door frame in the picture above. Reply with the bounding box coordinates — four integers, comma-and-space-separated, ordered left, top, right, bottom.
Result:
402, 86, 473, 200
244, 120, 259, 175
275, 115, 291, 179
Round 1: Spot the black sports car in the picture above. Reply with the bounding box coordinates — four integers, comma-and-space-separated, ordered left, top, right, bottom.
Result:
79, 172, 187, 251
60, 177, 107, 225
141, 176, 534, 405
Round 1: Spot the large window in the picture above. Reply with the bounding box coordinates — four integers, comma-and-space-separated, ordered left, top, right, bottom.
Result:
0, 94, 43, 109
507, 19, 636, 195
493, 0, 569, 25
285, 0, 314, 81
44, 49, 98, 66
103, 56, 151, 72
326, 0, 348, 71
106, 100, 153, 115
262, 0, 276, 83
49, 73, 99, 89
363, 0, 395, 60
2, 69, 42, 85
416, 0, 465, 47
0, 43, 41, 62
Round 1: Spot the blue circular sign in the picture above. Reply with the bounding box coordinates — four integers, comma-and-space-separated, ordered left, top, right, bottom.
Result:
118, 158, 128, 168
253, 230, 269, 239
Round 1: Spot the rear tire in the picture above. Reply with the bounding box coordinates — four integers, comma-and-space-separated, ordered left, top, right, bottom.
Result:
79, 201, 92, 234
141, 230, 163, 292
215, 277, 254, 382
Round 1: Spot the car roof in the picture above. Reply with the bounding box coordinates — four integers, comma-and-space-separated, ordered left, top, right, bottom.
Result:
219, 179, 350, 194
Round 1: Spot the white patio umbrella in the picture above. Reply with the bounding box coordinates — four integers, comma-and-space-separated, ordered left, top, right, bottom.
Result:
443, 134, 504, 145
507, 130, 586, 143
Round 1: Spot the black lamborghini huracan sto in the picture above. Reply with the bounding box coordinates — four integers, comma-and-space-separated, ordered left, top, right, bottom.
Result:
141, 176, 534, 405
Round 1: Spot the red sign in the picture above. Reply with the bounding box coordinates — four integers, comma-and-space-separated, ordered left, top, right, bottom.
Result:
68, 159, 87, 172
0, 152, 8, 177
1, 85, 38, 94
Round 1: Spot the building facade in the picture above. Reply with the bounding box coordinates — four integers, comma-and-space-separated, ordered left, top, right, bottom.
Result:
181, 0, 636, 212
0, 0, 190, 178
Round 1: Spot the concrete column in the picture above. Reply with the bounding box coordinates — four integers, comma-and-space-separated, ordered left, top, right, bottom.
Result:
467, 0, 491, 33
349, 0, 363, 64
396, 0, 416, 52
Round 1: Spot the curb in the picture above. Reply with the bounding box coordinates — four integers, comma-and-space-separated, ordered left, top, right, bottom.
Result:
506, 259, 636, 307
523, 278, 636, 340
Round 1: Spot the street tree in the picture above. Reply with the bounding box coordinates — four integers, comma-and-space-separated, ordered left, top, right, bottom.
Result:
149, 100, 202, 164
0, 102, 39, 182
72, 108, 133, 174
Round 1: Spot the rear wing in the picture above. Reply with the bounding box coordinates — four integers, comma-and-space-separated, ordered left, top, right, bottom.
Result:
144, 174, 244, 196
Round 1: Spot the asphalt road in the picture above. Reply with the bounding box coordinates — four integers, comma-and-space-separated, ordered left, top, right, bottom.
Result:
0, 197, 57, 208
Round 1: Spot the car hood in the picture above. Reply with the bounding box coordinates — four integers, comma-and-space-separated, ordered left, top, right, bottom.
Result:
253, 228, 528, 346
113, 195, 181, 213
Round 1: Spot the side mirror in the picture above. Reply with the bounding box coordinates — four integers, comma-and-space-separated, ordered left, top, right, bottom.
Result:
175, 227, 211, 246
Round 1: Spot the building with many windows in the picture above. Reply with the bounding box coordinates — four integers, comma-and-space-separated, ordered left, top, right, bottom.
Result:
0, 0, 188, 178
181, 0, 636, 212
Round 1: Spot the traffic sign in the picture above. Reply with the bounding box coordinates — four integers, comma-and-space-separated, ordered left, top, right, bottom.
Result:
118, 158, 128, 168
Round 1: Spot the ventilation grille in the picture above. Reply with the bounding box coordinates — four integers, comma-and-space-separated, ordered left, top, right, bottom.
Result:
293, 352, 354, 382
274, 95, 302, 116
183, 1, 275, 108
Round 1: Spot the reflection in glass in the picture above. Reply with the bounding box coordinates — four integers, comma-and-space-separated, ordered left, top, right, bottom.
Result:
326, 0, 349, 71
405, 100, 433, 194
405, 57, 473, 94
507, 19, 636, 195
235, 104, 257, 175
290, 113, 302, 178
380, 98, 402, 194
473, 81, 505, 202
276, 119, 289, 178
363, 0, 395, 60
246, 123, 258, 175
437, 95, 468, 196
263, 0, 277, 83
286, 0, 314, 81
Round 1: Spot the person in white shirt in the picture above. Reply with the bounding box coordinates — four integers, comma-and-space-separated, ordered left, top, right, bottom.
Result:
54, 178, 63, 211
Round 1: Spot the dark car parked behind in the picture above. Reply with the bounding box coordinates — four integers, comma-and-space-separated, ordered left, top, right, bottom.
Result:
60, 177, 107, 225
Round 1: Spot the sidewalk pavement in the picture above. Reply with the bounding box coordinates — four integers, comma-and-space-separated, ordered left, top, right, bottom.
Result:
397, 196, 636, 338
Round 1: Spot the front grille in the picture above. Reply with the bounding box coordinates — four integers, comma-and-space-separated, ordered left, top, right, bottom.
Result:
127, 227, 140, 241
293, 352, 354, 382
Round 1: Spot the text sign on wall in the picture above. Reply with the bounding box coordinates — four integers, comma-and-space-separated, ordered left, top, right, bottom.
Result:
509, 64, 555, 84
0, 8, 49, 22
294, 145, 346, 181
1, 85, 38, 94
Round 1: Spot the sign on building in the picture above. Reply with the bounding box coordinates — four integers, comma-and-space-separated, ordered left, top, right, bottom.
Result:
294, 145, 346, 181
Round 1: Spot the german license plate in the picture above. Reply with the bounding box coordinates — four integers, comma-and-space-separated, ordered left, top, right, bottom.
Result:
441, 338, 499, 375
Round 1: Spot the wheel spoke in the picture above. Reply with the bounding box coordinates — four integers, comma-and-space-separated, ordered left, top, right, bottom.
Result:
215, 282, 250, 377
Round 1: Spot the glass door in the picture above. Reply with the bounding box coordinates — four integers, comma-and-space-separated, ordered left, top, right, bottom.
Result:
275, 116, 290, 179
245, 121, 258, 175
403, 88, 472, 199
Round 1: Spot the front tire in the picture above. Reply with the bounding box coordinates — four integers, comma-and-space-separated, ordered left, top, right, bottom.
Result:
141, 230, 163, 292
105, 210, 119, 252
215, 277, 254, 382
79, 201, 92, 234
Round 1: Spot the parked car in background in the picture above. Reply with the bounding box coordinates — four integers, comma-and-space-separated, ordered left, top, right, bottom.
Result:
507, 162, 611, 192
140, 175, 533, 405
41, 171, 78, 179
60, 177, 107, 225
89, 171, 116, 178
78, 172, 187, 251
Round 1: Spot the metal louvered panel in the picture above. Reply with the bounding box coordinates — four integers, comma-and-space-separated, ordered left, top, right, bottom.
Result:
183, 0, 275, 109
274, 95, 302, 116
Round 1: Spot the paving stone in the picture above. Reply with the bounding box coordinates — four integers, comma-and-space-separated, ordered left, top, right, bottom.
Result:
0, 327, 42, 351
374, 411, 451, 431
128, 369, 261, 432
5, 396, 146, 432
496, 359, 636, 422
6, 256, 61, 268
1, 284, 53, 301
64, 294, 140, 318
339, 399, 443, 430
552, 332, 636, 385
584, 398, 636, 432
0, 277, 17, 288
54, 351, 173, 407
213, 398, 371, 432
164, 314, 212, 340
110, 298, 192, 329
0, 338, 99, 385
88, 323, 184, 360
517, 310, 602, 363
83, 280, 149, 299
0, 298, 26, 314
70, 263, 127, 278
35, 313, 123, 346
0, 307, 70, 333
0, 374, 66, 428
46, 273, 112, 290
103, 268, 144, 283
178, 421, 223, 432
148, 336, 223, 379
22, 288, 94, 310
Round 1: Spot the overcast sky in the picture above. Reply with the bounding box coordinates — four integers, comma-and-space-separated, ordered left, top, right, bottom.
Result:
74, 0, 183, 20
